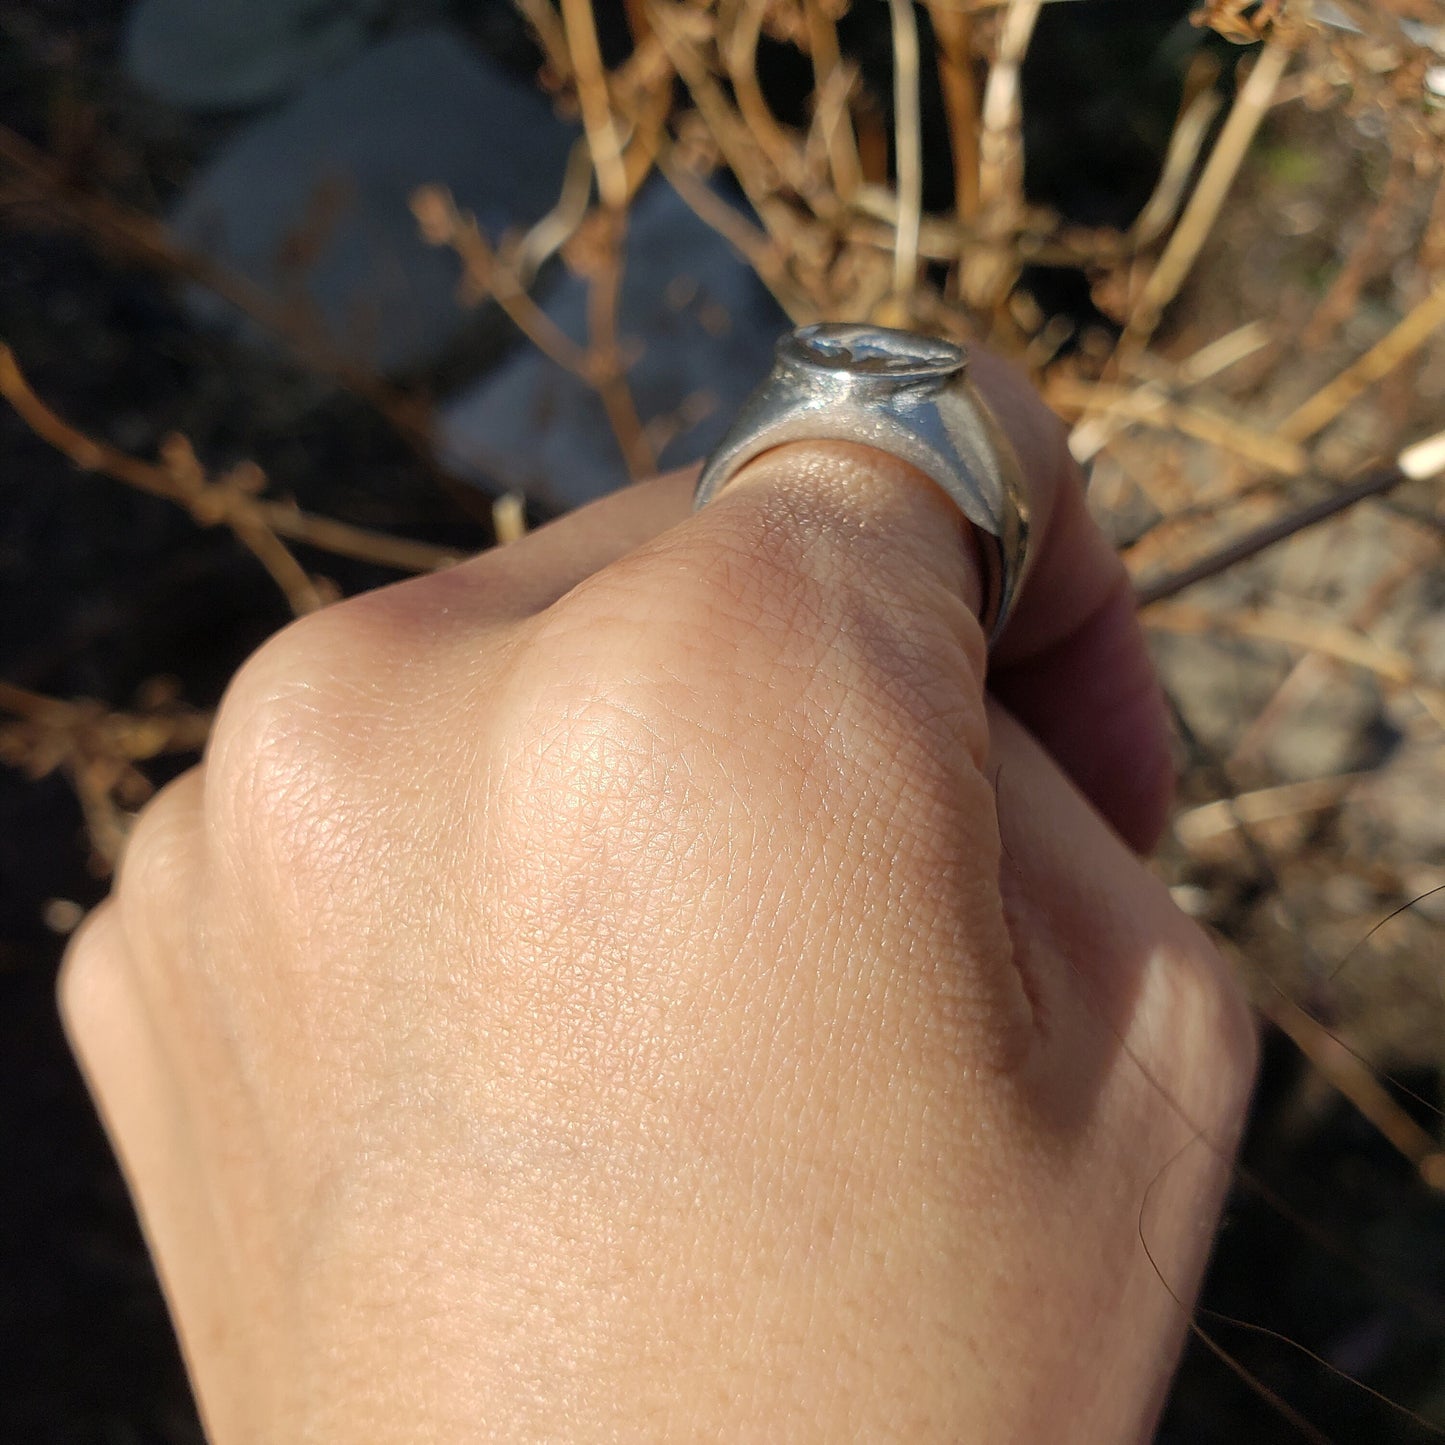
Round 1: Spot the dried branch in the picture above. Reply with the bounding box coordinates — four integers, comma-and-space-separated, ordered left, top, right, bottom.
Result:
581, 208, 658, 479
1050, 378, 1306, 474
923, 0, 980, 224
559, 0, 629, 211
803, 0, 863, 202
887, 0, 924, 300
1117, 39, 1293, 358
0, 343, 459, 599
1132, 463, 1412, 607
962, 0, 1042, 308
727, 0, 811, 200
1262, 995, 1445, 1190
1279, 282, 1445, 443
1145, 600, 1445, 725
1128, 77, 1224, 250
0, 681, 215, 867
413, 185, 594, 373
656, 150, 813, 321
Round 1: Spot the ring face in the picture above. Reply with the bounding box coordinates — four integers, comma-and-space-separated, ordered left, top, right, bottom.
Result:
780, 324, 965, 383
694, 323, 1032, 645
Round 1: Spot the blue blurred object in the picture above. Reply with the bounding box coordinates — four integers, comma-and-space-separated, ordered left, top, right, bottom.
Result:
437, 178, 786, 509
169, 27, 577, 373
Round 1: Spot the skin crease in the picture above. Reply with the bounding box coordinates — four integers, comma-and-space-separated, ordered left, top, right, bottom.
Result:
60, 350, 1257, 1443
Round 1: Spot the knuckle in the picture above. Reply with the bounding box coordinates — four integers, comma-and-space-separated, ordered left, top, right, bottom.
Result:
1149, 926, 1259, 1135
559, 493, 982, 753
56, 901, 128, 1045
114, 767, 205, 912
205, 604, 388, 870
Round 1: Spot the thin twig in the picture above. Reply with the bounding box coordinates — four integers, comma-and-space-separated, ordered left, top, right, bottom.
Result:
1050, 378, 1306, 474
1128, 81, 1224, 249
0, 682, 216, 866
584, 209, 658, 479
1118, 39, 1293, 359
887, 0, 924, 299
1145, 600, 1445, 725
923, 0, 980, 224
803, 0, 863, 201
657, 150, 813, 321
1278, 282, 1445, 443
1174, 773, 1365, 847
0, 344, 459, 598
1262, 994, 1445, 1189
413, 186, 595, 374
559, 0, 629, 211
1132, 465, 1411, 606
728, 0, 811, 199
963, 0, 1042, 307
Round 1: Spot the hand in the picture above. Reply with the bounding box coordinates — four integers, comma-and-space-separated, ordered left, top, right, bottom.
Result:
62, 350, 1255, 1443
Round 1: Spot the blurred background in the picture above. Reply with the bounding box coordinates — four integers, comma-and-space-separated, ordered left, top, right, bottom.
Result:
1, 0, 1443, 1439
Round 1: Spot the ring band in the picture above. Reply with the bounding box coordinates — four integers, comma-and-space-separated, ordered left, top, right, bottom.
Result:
694, 323, 1032, 644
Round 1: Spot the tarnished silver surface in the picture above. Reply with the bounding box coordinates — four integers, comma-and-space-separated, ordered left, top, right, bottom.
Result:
694, 323, 1031, 643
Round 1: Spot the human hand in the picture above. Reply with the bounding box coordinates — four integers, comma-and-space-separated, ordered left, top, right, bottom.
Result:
62, 349, 1255, 1442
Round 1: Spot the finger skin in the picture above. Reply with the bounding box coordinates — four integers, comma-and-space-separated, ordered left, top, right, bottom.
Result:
396, 346, 1172, 852
53, 347, 1249, 1443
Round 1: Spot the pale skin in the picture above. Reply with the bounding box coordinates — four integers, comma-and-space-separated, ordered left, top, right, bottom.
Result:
61, 350, 1257, 1443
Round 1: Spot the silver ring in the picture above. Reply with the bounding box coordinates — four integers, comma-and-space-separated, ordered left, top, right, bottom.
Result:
694, 323, 1032, 644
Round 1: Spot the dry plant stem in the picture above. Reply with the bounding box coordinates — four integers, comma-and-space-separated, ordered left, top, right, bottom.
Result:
1132, 465, 1410, 606
806, 64, 864, 208
492, 493, 529, 545
1173, 773, 1364, 847
923, 0, 980, 224
0, 343, 457, 591
1298, 151, 1411, 351
727, 0, 811, 199
656, 154, 811, 321
412, 188, 594, 375
512, 0, 573, 82
559, 0, 628, 210
1128, 81, 1224, 250
887, 0, 924, 298
1144, 600, 1445, 726
803, 0, 863, 201
515, 140, 597, 281
1175, 320, 1273, 387
1227, 531, 1433, 768
0, 682, 212, 758
0, 682, 215, 867
617, 40, 677, 198
585, 209, 658, 479
1116, 40, 1293, 365
977, 0, 1040, 216
648, 2, 797, 240
1261, 995, 1445, 1190
1278, 282, 1445, 444
964, 0, 1041, 307
0, 345, 322, 614
1049, 379, 1306, 474
551, 0, 654, 474
0, 127, 437, 466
